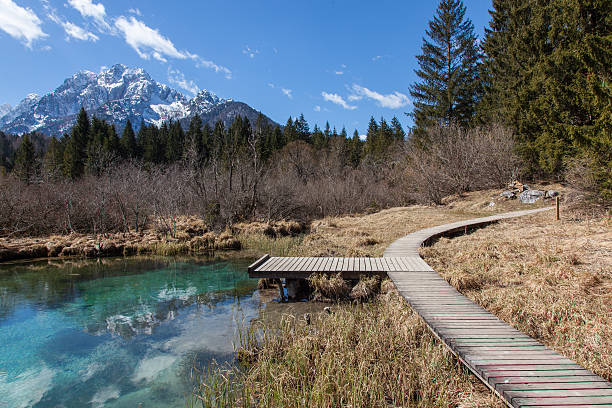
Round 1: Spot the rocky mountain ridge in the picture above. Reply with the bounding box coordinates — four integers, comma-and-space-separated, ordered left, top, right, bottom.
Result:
0, 64, 273, 136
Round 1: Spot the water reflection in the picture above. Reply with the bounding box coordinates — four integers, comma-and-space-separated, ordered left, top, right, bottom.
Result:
0, 256, 259, 408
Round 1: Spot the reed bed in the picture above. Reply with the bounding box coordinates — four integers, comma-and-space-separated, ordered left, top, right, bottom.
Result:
190, 291, 502, 408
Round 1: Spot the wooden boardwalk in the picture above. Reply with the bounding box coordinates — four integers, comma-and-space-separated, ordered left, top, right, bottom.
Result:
248, 255, 432, 279
249, 208, 612, 407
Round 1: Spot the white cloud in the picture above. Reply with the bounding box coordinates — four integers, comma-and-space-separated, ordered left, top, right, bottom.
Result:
242, 45, 259, 59
350, 84, 410, 109
193, 57, 232, 79
321, 92, 357, 110
114, 16, 186, 62
314, 105, 321, 112
113, 16, 231, 78
341, 64, 347, 68
267, 83, 275, 88
67, 0, 109, 30
372, 55, 382, 61
128, 8, 141, 16
334, 71, 344, 75
167, 68, 199, 95
109, 17, 220, 77
281, 88, 292, 99
43, 0, 97, 42
0, 0, 47, 47
62, 20, 98, 41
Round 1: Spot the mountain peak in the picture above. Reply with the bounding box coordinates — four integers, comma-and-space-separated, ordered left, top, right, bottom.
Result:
0, 65, 273, 135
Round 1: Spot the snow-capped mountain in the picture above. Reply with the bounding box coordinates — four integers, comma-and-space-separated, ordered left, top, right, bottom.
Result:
0, 104, 12, 119
0, 64, 273, 136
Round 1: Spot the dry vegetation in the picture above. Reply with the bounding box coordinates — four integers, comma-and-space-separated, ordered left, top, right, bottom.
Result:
191, 291, 503, 408
190, 188, 566, 407
238, 187, 555, 259
421, 209, 612, 380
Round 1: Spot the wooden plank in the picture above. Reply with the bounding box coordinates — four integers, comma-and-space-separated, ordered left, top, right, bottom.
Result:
482, 370, 595, 380
274, 257, 294, 272
301, 257, 315, 273
248, 254, 270, 273
308, 257, 321, 273
511, 396, 612, 406
283, 257, 302, 272
390, 257, 404, 271
365, 257, 373, 273
470, 359, 575, 366
496, 383, 612, 391
506, 389, 612, 398
478, 364, 586, 371
339, 257, 347, 272
329, 257, 338, 272
260, 257, 281, 272
265, 257, 285, 272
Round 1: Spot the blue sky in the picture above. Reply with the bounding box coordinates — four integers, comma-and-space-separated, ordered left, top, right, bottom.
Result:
0, 0, 493, 133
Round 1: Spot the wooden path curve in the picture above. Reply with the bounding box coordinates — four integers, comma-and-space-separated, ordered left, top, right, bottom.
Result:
385, 208, 612, 408
249, 207, 612, 407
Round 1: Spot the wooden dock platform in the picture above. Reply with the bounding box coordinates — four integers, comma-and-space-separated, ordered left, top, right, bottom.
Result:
248, 255, 432, 279
248, 208, 612, 407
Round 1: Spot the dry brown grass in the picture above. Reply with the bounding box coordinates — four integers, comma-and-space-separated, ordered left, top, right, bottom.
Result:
192, 292, 503, 408
421, 210, 612, 380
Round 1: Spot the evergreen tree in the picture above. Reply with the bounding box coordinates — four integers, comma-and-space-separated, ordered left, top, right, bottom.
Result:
312, 124, 327, 150
13, 134, 36, 184
43, 136, 65, 180
409, 0, 481, 138
272, 125, 284, 150
390, 117, 405, 141
120, 119, 137, 158
63, 107, 89, 178
283, 117, 296, 143
104, 124, 120, 156
201, 122, 213, 161
295, 114, 311, 142
349, 130, 363, 167
165, 121, 185, 163
363, 117, 379, 158
479, 0, 611, 191
186, 114, 204, 163
324, 121, 331, 140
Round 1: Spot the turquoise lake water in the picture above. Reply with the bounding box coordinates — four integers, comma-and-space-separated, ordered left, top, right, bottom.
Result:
0, 256, 260, 407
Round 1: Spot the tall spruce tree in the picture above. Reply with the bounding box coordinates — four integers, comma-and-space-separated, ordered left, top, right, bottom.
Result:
409, 0, 481, 138
120, 119, 137, 158
63, 107, 89, 178
43, 136, 65, 180
13, 134, 36, 184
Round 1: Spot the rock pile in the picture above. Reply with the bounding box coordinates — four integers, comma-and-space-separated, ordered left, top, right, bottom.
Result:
499, 181, 559, 204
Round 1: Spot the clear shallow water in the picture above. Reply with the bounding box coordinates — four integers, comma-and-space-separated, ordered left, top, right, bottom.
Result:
0, 256, 259, 408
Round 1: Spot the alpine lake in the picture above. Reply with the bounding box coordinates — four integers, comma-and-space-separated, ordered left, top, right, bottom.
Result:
0, 255, 273, 407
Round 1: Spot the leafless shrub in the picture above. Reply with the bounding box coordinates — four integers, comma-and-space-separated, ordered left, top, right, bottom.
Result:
405, 123, 521, 204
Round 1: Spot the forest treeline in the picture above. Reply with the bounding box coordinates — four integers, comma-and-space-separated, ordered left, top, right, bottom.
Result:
0, 0, 609, 238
